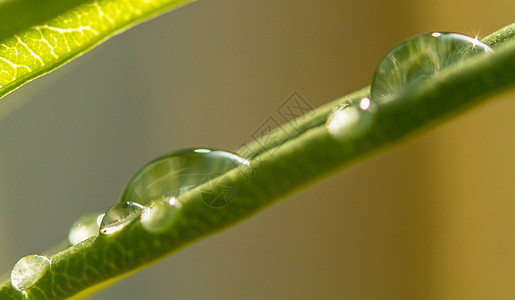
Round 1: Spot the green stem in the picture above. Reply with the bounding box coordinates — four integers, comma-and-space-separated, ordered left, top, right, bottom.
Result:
1, 24, 514, 300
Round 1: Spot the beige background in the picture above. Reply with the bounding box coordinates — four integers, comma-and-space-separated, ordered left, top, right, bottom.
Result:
0, 0, 514, 298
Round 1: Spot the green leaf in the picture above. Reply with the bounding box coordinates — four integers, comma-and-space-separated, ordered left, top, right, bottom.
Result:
1, 23, 513, 299
0, 0, 197, 100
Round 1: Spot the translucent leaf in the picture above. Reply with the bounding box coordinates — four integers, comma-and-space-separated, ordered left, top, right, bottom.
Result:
0, 0, 197, 99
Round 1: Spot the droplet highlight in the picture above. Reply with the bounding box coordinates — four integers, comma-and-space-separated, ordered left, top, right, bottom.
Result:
121, 148, 249, 206
140, 197, 182, 233
371, 32, 493, 103
68, 213, 104, 245
326, 98, 375, 139
99, 202, 143, 235
11, 255, 51, 294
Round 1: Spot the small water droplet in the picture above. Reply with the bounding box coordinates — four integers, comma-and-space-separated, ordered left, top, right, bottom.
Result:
326, 98, 375, 139
99, 202, 143, 235
371, 32, 493, 104
121, 148, 249, 206
68, 213, 104, 245
10, 255, 51, 294
140, 197, 182, 233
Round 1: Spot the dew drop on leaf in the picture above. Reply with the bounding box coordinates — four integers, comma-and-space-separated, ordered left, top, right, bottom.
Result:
371, 32, 493, 104
10, 254, 51, 295
99, 202, 143, 235
326, 98, 375, 139
68, 213, 104, 245
121, 148, 250, 206
140, 197, 182, 233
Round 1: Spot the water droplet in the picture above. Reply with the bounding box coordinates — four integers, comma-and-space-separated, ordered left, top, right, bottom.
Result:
99, 202, 143, 235
121, 148, 249, 206
371, 32, 493, 104
68, 213, 104, 245
326, 98, 375, 139
140, 197, 182, 233
11, 255, 51, 294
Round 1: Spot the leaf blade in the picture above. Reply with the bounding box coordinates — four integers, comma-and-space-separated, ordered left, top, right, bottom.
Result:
0, 0, 197, 100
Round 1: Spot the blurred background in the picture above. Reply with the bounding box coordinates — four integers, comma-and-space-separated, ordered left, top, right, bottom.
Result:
0, 0, 514, 298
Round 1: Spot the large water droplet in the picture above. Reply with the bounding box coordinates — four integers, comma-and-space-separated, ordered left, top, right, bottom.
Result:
121, 148, 249, 206
326, 97, 375, 139
68, 213, 104, 245
99, 202, 143, 235
10, 255, 51, 294
371, 32, 493, 103
140, 197, 182, 233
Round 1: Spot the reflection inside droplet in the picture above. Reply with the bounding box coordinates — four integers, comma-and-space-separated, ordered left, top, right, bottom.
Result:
99, 202, 143, 235
10, 254, 51, 294
326, 99, 375, 140
140, 197, 182, 233
193, 149, 211, 153
68, 213, 104, 245
121, 148, 249, 206
168, 196, 178, 206
371, 32, 493, 104
359, 97, 371, 110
